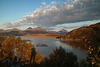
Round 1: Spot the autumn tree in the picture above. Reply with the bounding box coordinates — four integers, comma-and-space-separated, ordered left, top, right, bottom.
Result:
0, 35, 7, 47
0, 35, 16, 62
0, 35, 44, 66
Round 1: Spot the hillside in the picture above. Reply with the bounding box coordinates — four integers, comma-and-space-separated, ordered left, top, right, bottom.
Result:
58, 22, 100, 42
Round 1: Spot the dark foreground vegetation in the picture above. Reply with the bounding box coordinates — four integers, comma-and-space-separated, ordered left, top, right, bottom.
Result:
0, 35, 100, 67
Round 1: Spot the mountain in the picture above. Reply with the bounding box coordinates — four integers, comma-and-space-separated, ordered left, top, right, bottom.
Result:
6, 28, 21, 32
23, 27, 48, 34
0, 29, 4, 31
0, 27, 51, 36
58, 22, 100, 42
32, 27, 48, 32
27, 27, 32, 29
0, 28, 22, 36
58, 29, 68, 34
0, 29, 4, 32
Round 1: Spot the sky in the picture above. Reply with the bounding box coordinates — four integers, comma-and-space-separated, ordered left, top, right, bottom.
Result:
0, 0, 100, 31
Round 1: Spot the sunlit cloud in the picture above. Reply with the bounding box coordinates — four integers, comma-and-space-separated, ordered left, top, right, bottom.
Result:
42, 2, 46, 6
51, 1, 56, 5
25, 13, 31, 15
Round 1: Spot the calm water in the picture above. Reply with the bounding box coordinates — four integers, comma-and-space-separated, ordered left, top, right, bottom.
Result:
21, 37, 88, 60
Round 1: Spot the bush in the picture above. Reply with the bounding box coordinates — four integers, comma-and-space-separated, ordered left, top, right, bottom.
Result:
47, 47, 78, 67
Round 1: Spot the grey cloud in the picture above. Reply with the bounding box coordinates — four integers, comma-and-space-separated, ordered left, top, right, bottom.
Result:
28, 0, 100, 27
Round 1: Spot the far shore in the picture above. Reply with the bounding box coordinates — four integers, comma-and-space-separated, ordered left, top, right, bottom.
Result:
22, 33, 62, 37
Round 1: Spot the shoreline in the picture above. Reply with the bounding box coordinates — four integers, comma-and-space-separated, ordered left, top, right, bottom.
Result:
22, 33, 62, 37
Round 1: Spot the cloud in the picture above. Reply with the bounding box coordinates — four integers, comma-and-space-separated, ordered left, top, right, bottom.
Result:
26, 13, 31, 15
1, 19, 34, 28
51, 1, 56, 5
23, 0, 100, 27
42, 2, 46, 6
49, 25, 81, 31
0, 0, 100, 29
83, 22, 98, 26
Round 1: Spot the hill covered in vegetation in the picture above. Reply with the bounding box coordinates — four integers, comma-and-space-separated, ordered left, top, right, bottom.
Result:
58, 22, 100, 43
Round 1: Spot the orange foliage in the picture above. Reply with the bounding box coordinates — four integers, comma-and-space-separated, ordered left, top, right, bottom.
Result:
0, 35, 44, 64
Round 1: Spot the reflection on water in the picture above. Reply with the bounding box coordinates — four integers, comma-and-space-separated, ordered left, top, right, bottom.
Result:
60, 41, 88, 50
21, 37, 88, 60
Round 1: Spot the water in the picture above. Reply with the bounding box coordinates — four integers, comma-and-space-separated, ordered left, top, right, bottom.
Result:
21, 37, 88, 60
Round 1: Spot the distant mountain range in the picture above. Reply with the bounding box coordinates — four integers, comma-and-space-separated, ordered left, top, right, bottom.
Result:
58, 22, 100, 42
0, 27, 68, 36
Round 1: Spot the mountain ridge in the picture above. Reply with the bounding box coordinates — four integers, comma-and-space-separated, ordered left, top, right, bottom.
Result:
0, 27, 67, 36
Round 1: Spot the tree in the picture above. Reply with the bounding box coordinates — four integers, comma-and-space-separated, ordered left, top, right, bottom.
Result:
0, 35, 16, 62
30, 47, 44, 64
48, 47, 78, 67
0, 35, 7, 47
30, 47, 36, 64
87, 46, 100, 67
0, 35, 44, 67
